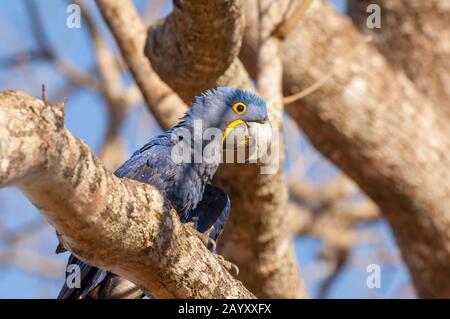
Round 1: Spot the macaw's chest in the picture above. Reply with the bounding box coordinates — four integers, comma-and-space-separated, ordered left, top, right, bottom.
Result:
162, 162, 218, 222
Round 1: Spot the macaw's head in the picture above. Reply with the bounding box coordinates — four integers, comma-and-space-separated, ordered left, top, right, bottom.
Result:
187, 87, 272, 157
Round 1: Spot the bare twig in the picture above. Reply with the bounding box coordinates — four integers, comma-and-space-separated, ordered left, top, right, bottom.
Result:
283, 35, 372, 105
283, 73, 333, 105
41, 84, 49, 104
272, 0, 314, 39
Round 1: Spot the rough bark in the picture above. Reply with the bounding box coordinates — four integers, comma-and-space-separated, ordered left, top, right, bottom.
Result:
143, 0, 305, 298
145, 0, 252, 103
348, 0, 450, 117
0, 90, 254, 299
96, 0, 186, 130
241, 0, 450, 298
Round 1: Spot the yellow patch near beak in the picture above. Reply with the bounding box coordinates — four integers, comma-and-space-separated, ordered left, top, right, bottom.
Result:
222, 119, 245, 143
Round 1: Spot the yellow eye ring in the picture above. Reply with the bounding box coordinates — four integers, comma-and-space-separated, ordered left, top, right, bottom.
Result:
232, 102, 247, 115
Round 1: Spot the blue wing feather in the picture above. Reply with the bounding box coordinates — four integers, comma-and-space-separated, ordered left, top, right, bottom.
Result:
188, 184, 230, 245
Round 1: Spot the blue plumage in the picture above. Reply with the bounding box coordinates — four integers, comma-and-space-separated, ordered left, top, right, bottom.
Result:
57, 87, 268, 299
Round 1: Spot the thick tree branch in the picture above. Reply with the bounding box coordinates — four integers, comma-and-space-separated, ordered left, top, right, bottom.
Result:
145, 0, 252, 103
348, 0, 450, 117
0, 90, 254, 299
241, 0, 450, 297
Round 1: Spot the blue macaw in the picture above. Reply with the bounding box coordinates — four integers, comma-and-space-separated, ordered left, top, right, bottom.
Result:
57, 87, 270, 299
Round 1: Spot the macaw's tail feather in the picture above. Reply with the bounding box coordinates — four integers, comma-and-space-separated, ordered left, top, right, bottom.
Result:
57, 254, 104, 299
57, 254, 144, 299
57, 184, 231, 298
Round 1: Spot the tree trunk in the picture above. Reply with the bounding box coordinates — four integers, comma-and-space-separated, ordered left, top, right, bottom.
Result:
241, 0, 450, 298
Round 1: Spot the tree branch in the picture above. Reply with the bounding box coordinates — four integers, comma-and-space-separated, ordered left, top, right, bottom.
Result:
144, 0, 252, 102
272, 0, 313, 39
0, 90, 254, 299
96, 0, 186, 130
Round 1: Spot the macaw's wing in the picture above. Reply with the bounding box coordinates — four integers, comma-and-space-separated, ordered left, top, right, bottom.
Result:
114, 137, 198, 222
114, 138, 183, 209
188, 184, 231, 247
114, 136, 176, 186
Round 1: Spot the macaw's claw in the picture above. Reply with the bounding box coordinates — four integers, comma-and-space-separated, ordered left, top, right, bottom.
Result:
215, 254, 239, 277
185, 222, 216, 251
185, 222, 238, 276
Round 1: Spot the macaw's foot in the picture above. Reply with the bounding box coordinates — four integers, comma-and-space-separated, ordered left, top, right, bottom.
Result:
185, 222, 216, 251
215, 254, 239, 277
185, 223, 239, 276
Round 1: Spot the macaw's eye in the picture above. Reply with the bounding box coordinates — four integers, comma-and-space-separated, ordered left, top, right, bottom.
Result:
232, 102, 247, 115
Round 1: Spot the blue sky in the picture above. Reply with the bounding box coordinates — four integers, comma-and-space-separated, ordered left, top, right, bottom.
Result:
0, 0, 414, 298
